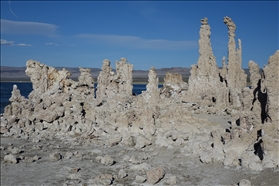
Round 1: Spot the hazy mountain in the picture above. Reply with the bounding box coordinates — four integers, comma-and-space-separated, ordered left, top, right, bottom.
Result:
0, 66, 249, 82
0, 66, 191, 82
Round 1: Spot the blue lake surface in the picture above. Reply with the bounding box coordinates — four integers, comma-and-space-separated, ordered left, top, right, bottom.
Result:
0, 82, 163, 113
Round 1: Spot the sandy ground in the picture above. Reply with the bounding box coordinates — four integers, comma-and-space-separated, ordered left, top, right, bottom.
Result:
1, 115, 279, 186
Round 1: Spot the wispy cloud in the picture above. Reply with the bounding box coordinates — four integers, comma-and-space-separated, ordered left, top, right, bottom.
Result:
1, 19, 58, 36
1, 39, 14, 46
76, 34, 197, 50
17, 43, 31, 47
46, 42, 59, 46
1, 39, 31, 46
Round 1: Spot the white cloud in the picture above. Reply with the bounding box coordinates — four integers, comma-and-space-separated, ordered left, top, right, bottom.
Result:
1, 19, 58, 36
46, 42, 59, 46
17, 43, 31, 46
1, 39, 31, 46
76, 34, 197, 50
1, 39, 15, 46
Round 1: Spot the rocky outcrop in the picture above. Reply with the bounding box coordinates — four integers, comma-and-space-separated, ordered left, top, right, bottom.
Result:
1, 17, 278, 173
160, 73, 188, 98
224, 50, 279, 170
96, 58, 133, 105
142, 67, 160, 105
261, 51, 279, 124
187, 17, 228, 110
224, 16, 247, 109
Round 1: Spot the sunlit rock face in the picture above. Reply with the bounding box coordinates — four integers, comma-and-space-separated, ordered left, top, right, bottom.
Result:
96, 58, 133, 105
187, 17, 228, 110
224, 16, 247, 109
160, 73, 188, 99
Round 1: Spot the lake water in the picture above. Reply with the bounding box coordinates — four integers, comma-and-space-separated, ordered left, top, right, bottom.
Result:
0, 82, 163, 113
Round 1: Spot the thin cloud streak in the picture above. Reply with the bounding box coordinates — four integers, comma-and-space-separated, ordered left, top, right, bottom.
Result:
1, 39, 31, 46
76, 34, 197, 50
1, 19, 58, 36
17, 43, 31, 46
46, 42, 59, 46
1, 39, 14, 46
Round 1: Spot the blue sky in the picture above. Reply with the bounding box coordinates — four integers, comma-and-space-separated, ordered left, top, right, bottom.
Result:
1, 1, 278, 70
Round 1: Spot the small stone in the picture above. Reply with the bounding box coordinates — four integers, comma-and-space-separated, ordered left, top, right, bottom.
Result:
123, 155, 130, 162
118, 169, 127, 178
238, 179, 251, 186
91, 149, 101, 155
70, 167, 81, 173
32, 138, 40, 143
93, 174, 114, 185
135, 175, 146, 183
11, 147, 20, 155
32, 145, 43, 150
49, 152, 62, 161
101, 155, 114, 166
64, 152, 74, 159
146, 166, 165, 184
166, 176, 176, 185
135, 136, 152, 149
95, 156, 102, 162
33, 155, 41, 161
139, 152, 149, 160
73, 151, 83, 158
4, 154, 18, 164
129, 156, 142, 164
108, 136, 122, 147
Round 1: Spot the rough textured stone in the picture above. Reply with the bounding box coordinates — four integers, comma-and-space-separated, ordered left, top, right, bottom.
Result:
161, 73, 187, 98
49, 152, 62, 161
224, 16, 247, 109
135, 175, 146, 183
141, 67, 160, 106
4, 154, 18, 164
187, 17, 228, 109
101, 155, 114, 166
118, 169, 127, 178
146, 166, 165, 184
238, 179, 251, 186
166, 176, 176, 185
96, 58, 133, 105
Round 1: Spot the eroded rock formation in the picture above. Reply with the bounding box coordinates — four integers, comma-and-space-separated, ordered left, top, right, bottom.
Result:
96, 58, 133, 105
224, 16, 247, 109
1, 17, 278, 173
160, 73, 188, 98
187, 17, 229, 112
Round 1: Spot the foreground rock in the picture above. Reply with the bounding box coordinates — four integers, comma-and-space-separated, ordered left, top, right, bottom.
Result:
146, 166, 165, 184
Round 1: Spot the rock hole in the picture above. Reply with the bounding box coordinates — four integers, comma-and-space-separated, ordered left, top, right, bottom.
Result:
212, 97, 216, 103
238, 159, 242, 166
254, 139, 264, 161
221, 136, 225, 145
96, 102, 103, 107
219, 74, 224, 82
236, 119, 240, 126
257, 129, 262, 140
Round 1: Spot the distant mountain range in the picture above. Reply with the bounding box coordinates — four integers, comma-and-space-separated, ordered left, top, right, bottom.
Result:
0, 66, 250, 83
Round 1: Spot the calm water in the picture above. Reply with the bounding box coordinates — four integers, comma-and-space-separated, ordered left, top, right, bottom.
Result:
0, 82, 163, 113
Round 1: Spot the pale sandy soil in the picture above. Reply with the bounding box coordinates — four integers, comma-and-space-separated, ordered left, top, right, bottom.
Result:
1, 115, 278, 186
